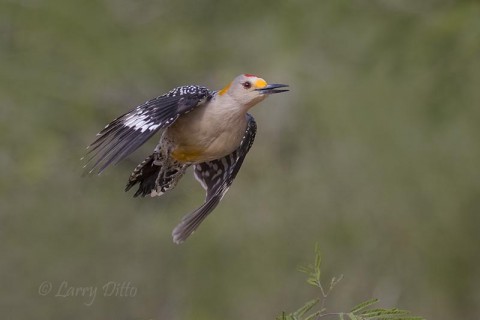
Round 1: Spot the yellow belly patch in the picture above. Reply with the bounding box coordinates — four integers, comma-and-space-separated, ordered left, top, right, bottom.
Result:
171, 148, 204, 162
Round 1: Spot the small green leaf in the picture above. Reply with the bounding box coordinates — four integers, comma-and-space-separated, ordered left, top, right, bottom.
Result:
293, 299, 319, 318
364, 316, 424, 320
329, 274, 344, 291
368, 318, 421, 320
314, 244, 322, 275
297, 266, 310, 274
304, 310, 324, 320
306, 278, 320, 287
360, 308, 408, 317
347, 312, 362, 320
350, 298, 379, 313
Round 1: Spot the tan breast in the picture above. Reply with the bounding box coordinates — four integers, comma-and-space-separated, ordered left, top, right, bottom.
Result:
163, 97, 248, 163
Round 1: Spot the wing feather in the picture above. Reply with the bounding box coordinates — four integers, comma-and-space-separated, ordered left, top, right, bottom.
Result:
84, 85, 211, 174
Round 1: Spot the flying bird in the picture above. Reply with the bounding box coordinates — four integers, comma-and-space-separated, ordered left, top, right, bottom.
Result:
84, 74, 288, 243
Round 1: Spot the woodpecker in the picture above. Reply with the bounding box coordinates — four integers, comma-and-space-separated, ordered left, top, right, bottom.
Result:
84, 74, 289, 243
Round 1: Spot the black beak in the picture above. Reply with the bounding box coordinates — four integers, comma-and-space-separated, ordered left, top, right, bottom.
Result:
255, 83, 289, 94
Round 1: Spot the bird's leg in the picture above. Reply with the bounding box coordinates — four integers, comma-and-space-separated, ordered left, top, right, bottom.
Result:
153, 144, 169, 194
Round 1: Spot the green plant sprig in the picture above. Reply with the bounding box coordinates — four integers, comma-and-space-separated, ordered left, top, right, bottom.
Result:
277, 244, 425, 320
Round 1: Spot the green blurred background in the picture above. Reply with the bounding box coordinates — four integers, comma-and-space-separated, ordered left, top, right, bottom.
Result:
1, 0, 479, 319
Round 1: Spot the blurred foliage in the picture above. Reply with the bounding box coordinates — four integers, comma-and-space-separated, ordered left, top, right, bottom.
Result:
1, 0, 480, 319
278, 245, 424, 320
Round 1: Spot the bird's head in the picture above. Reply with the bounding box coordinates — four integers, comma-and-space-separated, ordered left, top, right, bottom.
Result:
218, 74, 289, 109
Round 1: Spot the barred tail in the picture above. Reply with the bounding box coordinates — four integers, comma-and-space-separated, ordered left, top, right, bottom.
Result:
125, 152, 188, 197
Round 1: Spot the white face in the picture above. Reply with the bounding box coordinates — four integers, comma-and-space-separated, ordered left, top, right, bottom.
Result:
219, 74, 269, 109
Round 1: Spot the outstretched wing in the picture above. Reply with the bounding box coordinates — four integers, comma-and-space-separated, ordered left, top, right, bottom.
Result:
83, 85, 212, 174
172, 114, 257, 244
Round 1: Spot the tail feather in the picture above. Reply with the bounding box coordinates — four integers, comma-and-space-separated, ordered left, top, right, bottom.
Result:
125, 154, 159, 197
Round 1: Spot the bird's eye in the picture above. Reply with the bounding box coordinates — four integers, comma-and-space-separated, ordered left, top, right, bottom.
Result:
242, 81, 252, 89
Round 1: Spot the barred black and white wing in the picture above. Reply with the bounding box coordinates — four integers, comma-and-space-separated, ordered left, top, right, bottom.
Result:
172, 114, 257, 244
83, 85, 212, 174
